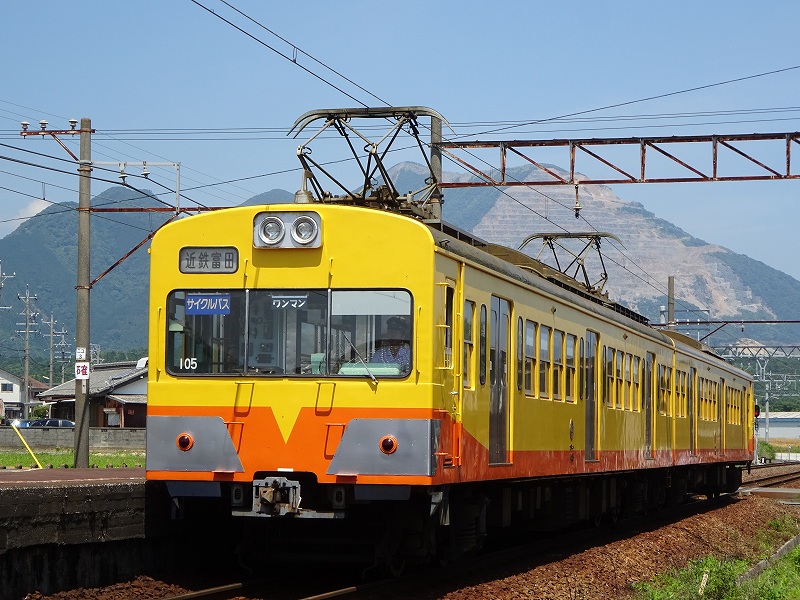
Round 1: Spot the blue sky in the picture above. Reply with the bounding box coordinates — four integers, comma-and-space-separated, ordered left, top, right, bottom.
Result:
2, 1, 800, 280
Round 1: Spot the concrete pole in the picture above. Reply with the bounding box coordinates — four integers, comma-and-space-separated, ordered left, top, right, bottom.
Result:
73, 118, 91, 468
430, 116, 442, 222
48, 314, 54, 390
23, 295, 31, 418
668, 275, 675, 328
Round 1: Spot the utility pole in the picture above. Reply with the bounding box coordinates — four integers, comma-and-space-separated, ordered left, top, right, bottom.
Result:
20, 118, 93, 466
0, 260, 15, 310
53, 327, 69, 384
42, 314, 57, 389
16, 286, 39, 418
74, 117, 92, 468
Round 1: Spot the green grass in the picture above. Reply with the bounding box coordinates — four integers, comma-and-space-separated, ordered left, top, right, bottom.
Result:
0, 449, 145, 469
632, 545, 800, 600
633, 555, 747, 600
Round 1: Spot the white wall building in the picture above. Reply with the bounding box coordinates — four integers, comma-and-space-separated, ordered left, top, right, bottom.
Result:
0, 368, 23, 420
756, 412, 800, 441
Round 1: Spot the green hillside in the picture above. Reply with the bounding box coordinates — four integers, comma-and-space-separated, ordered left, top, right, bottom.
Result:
0, 170, 798, 383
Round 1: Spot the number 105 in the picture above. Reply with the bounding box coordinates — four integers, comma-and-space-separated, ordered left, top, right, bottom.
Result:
180, 357, 198, 370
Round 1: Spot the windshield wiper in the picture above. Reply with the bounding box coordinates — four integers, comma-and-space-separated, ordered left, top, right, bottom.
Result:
342, 333, 378, 383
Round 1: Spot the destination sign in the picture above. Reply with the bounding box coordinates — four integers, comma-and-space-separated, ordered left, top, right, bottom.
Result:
179, 246, 238, 273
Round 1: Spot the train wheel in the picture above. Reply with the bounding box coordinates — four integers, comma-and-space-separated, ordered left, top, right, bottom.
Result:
387, 555, 406, 578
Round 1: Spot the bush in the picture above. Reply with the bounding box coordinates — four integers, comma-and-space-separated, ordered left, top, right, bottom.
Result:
758, 440, 776, 461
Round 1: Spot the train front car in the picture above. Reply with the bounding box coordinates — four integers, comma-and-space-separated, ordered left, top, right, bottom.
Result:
146, 204, 456, 567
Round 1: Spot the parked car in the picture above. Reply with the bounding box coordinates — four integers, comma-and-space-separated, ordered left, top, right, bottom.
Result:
10, 419, 36, 427
30, 419, 75, 428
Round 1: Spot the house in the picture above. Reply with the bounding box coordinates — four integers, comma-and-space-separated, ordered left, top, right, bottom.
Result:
0, 368, 49, 421
37, 358, 148, 428
757, 412, 800, 441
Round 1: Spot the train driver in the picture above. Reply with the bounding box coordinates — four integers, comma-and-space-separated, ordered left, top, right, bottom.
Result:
371, 316, 411, 373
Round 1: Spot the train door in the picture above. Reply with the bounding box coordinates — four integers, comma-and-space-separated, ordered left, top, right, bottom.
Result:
435, 261, 461, 467
584, 331, 598, 461
689, 367, 696, 455
489, 296, 510, 464
719, 378, 726, 455
443, 281, 461, 465
645, 352, 655, 459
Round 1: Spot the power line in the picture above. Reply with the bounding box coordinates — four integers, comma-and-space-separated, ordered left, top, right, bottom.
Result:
189, 0, 372, 107
469, 64, 800, 138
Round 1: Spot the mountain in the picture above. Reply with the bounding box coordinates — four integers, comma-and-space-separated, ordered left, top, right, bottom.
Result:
0, 187, 173, 354
0, 166, 797, 358
429, 161, 800, 344
241, 189, 294, 206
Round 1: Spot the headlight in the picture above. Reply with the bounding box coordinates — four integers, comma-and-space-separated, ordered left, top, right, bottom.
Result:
291, 216, 318, 245
258, 216, 285, 245
253, 211, 322, 249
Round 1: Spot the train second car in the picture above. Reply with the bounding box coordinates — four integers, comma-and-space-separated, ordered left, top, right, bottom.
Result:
146, 200, 753, 569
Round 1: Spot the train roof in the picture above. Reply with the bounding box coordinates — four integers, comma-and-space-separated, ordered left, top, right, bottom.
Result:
425, 220, 648, 324
425, 220, 731, 366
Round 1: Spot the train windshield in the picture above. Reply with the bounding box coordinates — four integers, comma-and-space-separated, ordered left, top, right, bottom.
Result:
165, 289, 412, 377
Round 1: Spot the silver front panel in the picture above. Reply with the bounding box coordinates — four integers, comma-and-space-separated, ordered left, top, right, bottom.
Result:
146, 415, 244, 472
327, 418, 439, 476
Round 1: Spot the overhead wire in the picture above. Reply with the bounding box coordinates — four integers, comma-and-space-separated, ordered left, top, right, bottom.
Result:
0, 101, 257, 208
0, 152, 179, 233
465, 64, 800, 138
0, 140, 214, 210
189, 0, 373, 108
206, 1, 797, 289
199, 0, 799, 323
2, 5, 797, 329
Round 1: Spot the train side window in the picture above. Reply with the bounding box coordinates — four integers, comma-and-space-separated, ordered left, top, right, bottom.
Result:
740, 386, 746, 425
479, 304, 487, 386
699, 378, 706, 420
665, 366, 673, 416
615, 351, 624, 409
657, 365, 666, 415
624, 354, 632, 410
725, 386, 731, 424
552, 329, 564, 400
565, 334, 576, 402
633, 356, 642, 411
578, 337, 585, 401
539, 325, 551, 399
604, 347, 615, 407
711, 380, 718, 421
463, 300, 475, 388
516, 317, 524, 391
525, 321, 537, 395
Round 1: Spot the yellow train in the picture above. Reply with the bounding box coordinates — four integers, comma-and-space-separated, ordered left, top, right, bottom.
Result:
146, 193, 753, 567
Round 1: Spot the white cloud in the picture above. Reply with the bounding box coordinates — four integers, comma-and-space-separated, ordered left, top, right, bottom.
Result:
0, 199, 50, 238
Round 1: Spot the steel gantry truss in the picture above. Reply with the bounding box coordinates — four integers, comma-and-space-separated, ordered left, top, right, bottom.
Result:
437, 132, 800, 188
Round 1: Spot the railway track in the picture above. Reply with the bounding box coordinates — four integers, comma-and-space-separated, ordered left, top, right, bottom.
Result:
743, 462, 800, 488
159, 474, 796, 600
29, 490, 799, 600
162, 577, 393, 600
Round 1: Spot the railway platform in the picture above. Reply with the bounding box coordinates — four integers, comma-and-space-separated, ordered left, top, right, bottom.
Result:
0, 467, 180, 598
0, 467, 148, 550
739, 487, 800, 502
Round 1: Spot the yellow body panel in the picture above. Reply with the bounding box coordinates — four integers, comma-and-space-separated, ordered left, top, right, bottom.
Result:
147, 203, 753, 488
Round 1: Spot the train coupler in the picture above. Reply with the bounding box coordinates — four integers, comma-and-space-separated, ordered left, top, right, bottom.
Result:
254, 477, 303, 516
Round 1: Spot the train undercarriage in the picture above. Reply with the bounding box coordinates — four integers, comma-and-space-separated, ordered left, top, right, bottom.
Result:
165, 462, 747, 575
